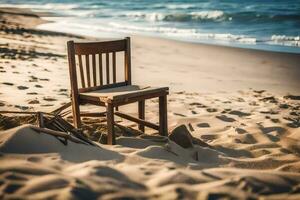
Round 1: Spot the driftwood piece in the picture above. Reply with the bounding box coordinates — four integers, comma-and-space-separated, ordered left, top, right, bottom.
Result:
37, 112, 44, 128
30, 126, 91, 145
0, 111, 48, 115
0, 106, 95, 146
51, 102, 72, 116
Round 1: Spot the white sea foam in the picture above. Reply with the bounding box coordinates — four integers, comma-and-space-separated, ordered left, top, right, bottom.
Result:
123, 10, 225, 22
190, 10, 224, 20
270, 35, 300, 46
109, 22, 256, 44
124, 12, 165, 22
166, 4, 196, 9
0, 3, 79, 10
0, 3, 99, 17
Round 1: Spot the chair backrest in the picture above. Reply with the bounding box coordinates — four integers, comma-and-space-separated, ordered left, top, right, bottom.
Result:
67, 37, 131, 93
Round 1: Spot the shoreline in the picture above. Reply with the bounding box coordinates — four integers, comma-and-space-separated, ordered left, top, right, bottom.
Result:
34, 9, 300, 54
38, 19, 300, 55
37, 16, 300, 55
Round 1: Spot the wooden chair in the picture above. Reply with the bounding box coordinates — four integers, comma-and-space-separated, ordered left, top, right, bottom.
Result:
67, 37, 169, 145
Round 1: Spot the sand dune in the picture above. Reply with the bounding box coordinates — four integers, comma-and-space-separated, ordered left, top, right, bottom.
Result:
1, 119, 300, 199
0, 7, 300, 199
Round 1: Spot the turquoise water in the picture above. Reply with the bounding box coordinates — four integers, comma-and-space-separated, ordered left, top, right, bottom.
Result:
1, 0, 300, 53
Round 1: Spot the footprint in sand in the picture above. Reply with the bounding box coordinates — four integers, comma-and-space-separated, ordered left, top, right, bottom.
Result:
200, 134, 218, 141
2, 182, 23, 193
290, 111, 299, 116
58, 93, 68, 96
189, 102, 207, 108
27, 156, 42, 162
260, 110, 279, 115
235, 128, 247, 134
228, 110, 251, 117
249, 101, 259, 106
216, 115, 236, 122
27, 92, 38, 95
286, 119, 300, 128
2, 82, 14, 86
28, 99, 40, 104
260, 125, 286, 137
41, 104, 54, 107
236, 97, 245, 102
14, 105, 29, 110
43, 97, 57, 102
284, 95, 300, 101
39, 78, 49, 81
271, 118, 280, 123
235, 133, 257, 144
173, 113, 186, 117
191, 110, 197, 114
59, 88, 68, 92
34, 84, 43, 88
260, 96, 278, 103
206, 108, 218, 113
4, 173, 27, 181
43, 68, 51, 72
29, 75, 38, 82
197, 123, 210, 128
279, 104, 289, 109
0, 101, 5, 106
254, 90, 266, 94
190, 102, 202, 106
17, 86, 29, 90
144, 171, 152, 175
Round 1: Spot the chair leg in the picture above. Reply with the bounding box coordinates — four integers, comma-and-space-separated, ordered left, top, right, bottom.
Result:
71, 96, 81, 129
138, 100, 145, 132
159, 95, 168, 136
106, 103, 115, 145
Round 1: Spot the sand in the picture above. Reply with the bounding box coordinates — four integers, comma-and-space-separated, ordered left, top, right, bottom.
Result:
0, 7, 300, 199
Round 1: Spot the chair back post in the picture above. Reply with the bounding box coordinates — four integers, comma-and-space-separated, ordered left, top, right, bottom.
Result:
125, 37, 132, 85
67, 40, 81, 128
67, 40, 79, 96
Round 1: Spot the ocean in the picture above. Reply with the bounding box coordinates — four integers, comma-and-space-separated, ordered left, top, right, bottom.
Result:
1, 0, 300, 53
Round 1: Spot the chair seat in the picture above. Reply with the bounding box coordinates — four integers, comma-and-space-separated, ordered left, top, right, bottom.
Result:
79, 85, 169, 104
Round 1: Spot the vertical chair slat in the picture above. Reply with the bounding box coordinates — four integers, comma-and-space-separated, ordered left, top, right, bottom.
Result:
99, 54, 103, 85
77, 55, 85, 88
106, 53, 110, 84
85, 54, 91, 87
92, 54, 96, 86
112, 52, 116, 83
125, 37, 131, 85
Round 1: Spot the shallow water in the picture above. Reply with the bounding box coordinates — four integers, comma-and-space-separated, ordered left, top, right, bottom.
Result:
1, 0, 300, 53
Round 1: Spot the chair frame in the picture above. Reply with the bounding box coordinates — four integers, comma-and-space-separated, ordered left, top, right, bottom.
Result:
67, 37, 168, 145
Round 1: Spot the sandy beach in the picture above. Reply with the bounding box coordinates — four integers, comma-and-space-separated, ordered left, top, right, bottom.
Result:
1, 8, 300, 199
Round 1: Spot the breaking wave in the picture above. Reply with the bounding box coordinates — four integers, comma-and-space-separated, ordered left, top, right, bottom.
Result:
122, 10, 225, 22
